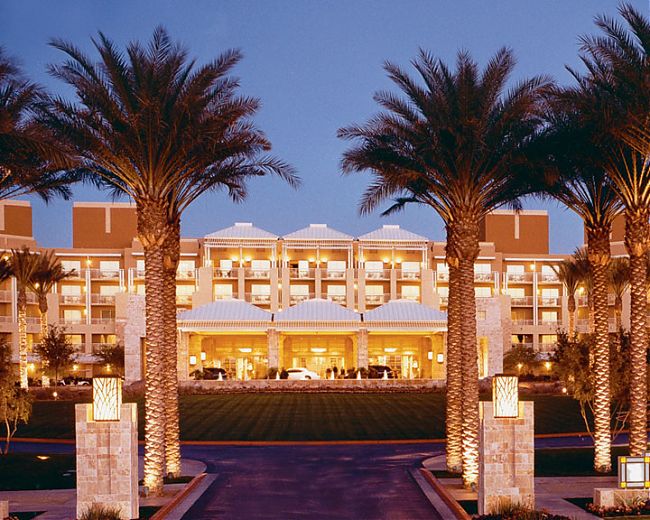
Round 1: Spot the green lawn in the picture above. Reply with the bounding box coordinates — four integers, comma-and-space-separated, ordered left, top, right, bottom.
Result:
16, 393, 589, 441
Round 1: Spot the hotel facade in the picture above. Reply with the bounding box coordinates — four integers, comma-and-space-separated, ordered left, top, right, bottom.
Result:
0, 200, 630, 383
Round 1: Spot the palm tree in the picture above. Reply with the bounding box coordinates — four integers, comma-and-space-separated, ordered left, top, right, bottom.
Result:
552, 260, 586, 339
573, 247, 594, 331
0, 48, 73, 201
9, 247, 40, 389
537, 97, 621, 472
338, 48, 550, 488
609, 257, 629, 331
577, 4, 650, 456
29, 250, 74, 338
41, 28, 297, 494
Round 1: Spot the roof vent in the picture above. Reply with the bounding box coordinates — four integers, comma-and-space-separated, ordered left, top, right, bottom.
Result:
310, 224, 327, 228
383, 225, 400, 229
234, 222, 253, 227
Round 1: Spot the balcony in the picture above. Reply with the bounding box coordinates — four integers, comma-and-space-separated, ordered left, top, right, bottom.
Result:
439, 296, 449, 305
437, 271, 449, 282
511, 342, 533, 349
91, 317, 115, 325
133, 268, 145, 279
577, 296, 589, 307
61, 317, 85, 325
60, 294, 85, 305
538, 297, 561, 307
176, 294, 192, 305
91, 294, 115, 305
539, 319, 560, 327
365, 269, 391, 280
327, 294, 346, 305
512, 319, 534, 326
26, 293, 37, 303
0, 290, 11, 302
400, 293, 420, 302
539, 273, 559, 283
176, 269, 196, 280
91, 342, 116, 353
397, 269, 420, 280
365, 294, 388, 305
213, 267, 237, 279
505, 273, 534, 283
474, 272, 495, 283
248, 293, 271, 304
245, 268, 271, 279
89, 269, 120, 280
511, 296, 534, 306
290, 293, 314, 305
214, 293, 234, 301
290, 268, 315, 279
323, 269, 346, 280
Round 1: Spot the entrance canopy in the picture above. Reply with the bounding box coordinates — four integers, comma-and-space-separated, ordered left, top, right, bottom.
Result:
177, 299, 271, 331
364, 299, 447, 331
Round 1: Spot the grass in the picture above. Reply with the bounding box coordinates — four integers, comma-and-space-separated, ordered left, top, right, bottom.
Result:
0, 453, 75, 490
15, 393, 588, 442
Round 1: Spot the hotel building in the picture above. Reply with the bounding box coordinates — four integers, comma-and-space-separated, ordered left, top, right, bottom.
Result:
0, 200, 629, 383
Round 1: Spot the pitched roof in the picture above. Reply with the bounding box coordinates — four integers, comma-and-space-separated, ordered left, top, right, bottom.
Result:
283, 224, 353, 241
274, 298, 360, 322
363, 299, 447, 322
358, 224, 428, 242
177, 299, 271, 322
205, 222, 278, 240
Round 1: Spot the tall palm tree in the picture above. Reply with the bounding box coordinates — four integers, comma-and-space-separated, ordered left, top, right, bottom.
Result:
577, 4, 650, 456
0, 48, 73, 201
573, 247, 594, 331
41, 28, 297, 494
9, 247, 40, 389
552, 260, 586, 339
537, 96, 621, 472
29, 250, 74, 338
609, 257, 629, 331
338, 48, 550, 488
444, 261, 462, 473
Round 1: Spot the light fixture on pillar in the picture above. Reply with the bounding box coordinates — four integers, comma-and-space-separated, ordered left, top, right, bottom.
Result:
189, 355, 197, 366
618, 456, 650, 489
436, 353, 444, 364
200, 351, 206, 361
427, 351, 433, 361
492, 374, 519, 419
92, 376, 122, 422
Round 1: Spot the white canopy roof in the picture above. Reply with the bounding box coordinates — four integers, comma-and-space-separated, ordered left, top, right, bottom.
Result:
364, 299, 447, 322
178, 299, 271, 322
205, 222, 278, 240
274, 298, 360, 322
358, 224, 428, 242
283, 224, 353, 241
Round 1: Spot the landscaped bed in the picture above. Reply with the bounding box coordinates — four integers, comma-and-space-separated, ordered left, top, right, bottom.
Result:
15, 393, 589, 441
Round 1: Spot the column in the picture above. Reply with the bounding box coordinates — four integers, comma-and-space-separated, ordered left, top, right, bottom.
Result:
357, 269, 366, 312
267, 328, 279, 369
421, 268, 435, 307
390, 268, 397, 301
193, 266, 214, 308
345, 268, 355, 311
281, 266, 290, 309
315, 267, 322, 299
357, 328, 368, 369
270, 268, 279, 313
237, 267, 246, 300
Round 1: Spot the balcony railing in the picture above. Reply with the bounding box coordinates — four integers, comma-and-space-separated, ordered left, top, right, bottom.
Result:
505, 273, 534, 283
327, 294, 346, 305
512, 319, 534, 326
400, 293, 420, 302
60, 294, 85, 305
397, 269, 421, 280
437, 271, 449, 282
91, 342, 116, 353
91, 317, 115, 325
245, 268, 271, 279
539, 319, 560, 326
248, 293, 271, 304
365, 294, 388, 305
511, 296, 534, 306
323, 269, 347, 280
365, 269, 391, 280
474, 272, 495, 283
290, 293, 314, 304
538, 297, 560, 306
176, 269, 196, 280
539, 273, 559, 283
176, 294, 192, 305
290, 268, 315, 279
89, 269, 120, 280
0, 290, 11, 302
61, 317, 85, 325
91, 294, 115, 305
439, 295, 449, 305
214, 293, 234, 301
511, 342, 533, 349
213, 267, 237, 279
133, 268, 145, 279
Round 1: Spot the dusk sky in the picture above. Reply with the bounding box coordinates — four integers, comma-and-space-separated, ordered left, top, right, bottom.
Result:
2, 0, 647, 252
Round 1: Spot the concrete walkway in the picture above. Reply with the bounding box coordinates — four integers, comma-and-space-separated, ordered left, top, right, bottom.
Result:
422, 455, 603, 519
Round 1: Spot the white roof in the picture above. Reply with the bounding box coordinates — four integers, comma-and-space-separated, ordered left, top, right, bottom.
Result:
205, 222, 278, 240
358, 225, 428, 242
364, 299, 447, 322
274, 298, 360, 322
178, 299, 271, 322
283, 224, 353, 241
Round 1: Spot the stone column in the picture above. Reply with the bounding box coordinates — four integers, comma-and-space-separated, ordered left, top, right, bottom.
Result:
478, 401, 534, 514
267, 328, 280, 369
270, 268, 279, 312
281, 267, 290, 309
357, 328, 368, 369
237, 267, 246, 300
357, 269, 366, 312
76, 403, 139, 519
115, 293, 145, 384
421, 269, 435, 307
346, 268, 355, 311
315, 267, 322, 299
193, 266, 214, 308
390, 268, 397, 300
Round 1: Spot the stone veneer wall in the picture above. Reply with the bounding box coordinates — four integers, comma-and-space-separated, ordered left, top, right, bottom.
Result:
477, 296, 510, 376
479, 401, 534, 514
75, 403, 139, 520
115, 294, 145, 384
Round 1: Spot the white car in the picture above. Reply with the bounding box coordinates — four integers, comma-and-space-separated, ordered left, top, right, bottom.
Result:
286, 367, 320, 380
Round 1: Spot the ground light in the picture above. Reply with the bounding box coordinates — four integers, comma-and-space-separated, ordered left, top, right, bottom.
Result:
618, 455, 650, 489
493, 374, 519, 418
92, 376, 122, 421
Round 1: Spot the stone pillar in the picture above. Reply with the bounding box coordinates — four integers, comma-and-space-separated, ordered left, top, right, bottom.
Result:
357, 328, 368, 369
281, 267, 290, 309
346, 268, 355, 311
115, 293, 145, 384
75, 403, 139, 520
390, 268, 397, 300
267, 328, 279, 369
270, 268, 279, 312
237, 267, 246, 300
478, 401, 534, 515
193, 266, 213, 308
357, 269, 366, 312
421, 269, 435, 307
315, 268, 322, 299
0, 500, 8, 519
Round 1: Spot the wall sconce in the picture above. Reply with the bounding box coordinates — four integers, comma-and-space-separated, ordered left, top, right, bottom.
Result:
310, 347, 326, 353
427, 351, 433, 361
436, 353, 444, 364
619, 455, 650, 489
189, 355, 197, 366
93, 376, 122, 421
384, 347, 397, 353
493, 374, 519, 419
200, 351, 206, 361
238, 348, 252, 353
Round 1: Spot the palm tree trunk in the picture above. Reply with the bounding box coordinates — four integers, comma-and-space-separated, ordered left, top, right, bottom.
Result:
162, 222, 181, 478
38, 296, 50, 387
615, 298, 622, 331
139, 202, 169, 496
587, 227, 611, 472
444, 263, 462, 473
17, 290, 28, 389
567, 295, 576, 338
625, 212, 649, 456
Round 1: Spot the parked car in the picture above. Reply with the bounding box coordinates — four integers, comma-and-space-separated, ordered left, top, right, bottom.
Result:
368, 365, 397, 379
203, 367, 228, 380
286, 367, 320, 380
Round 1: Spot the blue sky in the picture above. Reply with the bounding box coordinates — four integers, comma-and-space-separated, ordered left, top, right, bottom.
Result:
2, 0, 647, 252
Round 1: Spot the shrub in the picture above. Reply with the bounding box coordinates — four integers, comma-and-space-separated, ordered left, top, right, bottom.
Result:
79, 503, 123, 519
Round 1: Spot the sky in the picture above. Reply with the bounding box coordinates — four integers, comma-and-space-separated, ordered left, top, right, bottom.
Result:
1, 0, 648, 253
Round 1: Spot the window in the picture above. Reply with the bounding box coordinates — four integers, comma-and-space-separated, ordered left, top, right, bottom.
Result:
290, 284, 309, 295
99, 260, 120, 273
541, 265, 556, 275
507, 264, 524, 274
401, 285, 420, 300
540, 334, 557, 345
365, 261, 384, 279
474, 263, 491, 274
66, 334, 83, 345
365, 285, 383, 295
437, 286, 449, 297
214, 284, 233, 299
99, 285, 120, 296
298, 260, 310, 277
475, 286, 492, 298
135, 284, 145, 295
507, 288, 525, 298
327, 261, 346, 278
542, 311, 558, 322
252, 284, 270, 295
327, 285, 346, 296
178, 260, 196, 278
61, 260, 80, 273
219, 259, 233, 270
61, 285, 81, 295
64, 309, 82, 322
477, 310, 487, 320
136, 259, 145, 271
401, 261, 419, 273
176, 285, 194, 296
541, 288, 559, 298
437, 262, 449, 273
